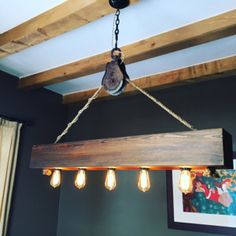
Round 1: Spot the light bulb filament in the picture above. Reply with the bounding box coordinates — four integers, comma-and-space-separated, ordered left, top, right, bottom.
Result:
75, 169, 86, 189
138, 168, 151, 192
50, 170, 61, 188
105, 169, 117, 191
179, 169, 193, 194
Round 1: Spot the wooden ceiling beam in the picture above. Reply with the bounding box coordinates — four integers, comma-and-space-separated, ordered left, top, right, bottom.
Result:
63, 55, 236, 104
0, 0, 138, 58
19, 9, 236, 90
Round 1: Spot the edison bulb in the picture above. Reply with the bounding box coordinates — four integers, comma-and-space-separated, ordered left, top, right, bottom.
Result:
138, 169, 151, 192
105, 169, 116, 191
179, 169, 193, 194
75, 169, 86, 189
50, 170, 61, 188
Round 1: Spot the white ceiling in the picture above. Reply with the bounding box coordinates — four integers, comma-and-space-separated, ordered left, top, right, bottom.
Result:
0, 0, 236, 95
0, 0, 65, 33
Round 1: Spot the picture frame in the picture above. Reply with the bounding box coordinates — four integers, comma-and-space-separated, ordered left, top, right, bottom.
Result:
166, 154, 236, 235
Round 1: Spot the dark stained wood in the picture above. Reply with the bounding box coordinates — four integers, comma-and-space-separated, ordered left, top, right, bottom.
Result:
19, 9, 236, 89
223, 129, 233, 169
63, 55, 236, 104
30, 128, 233, 170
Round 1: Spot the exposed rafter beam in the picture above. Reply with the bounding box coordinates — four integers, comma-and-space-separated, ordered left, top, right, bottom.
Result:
63, 55, 236, 104
0, 0, 138, 58
19, 9, 236, 90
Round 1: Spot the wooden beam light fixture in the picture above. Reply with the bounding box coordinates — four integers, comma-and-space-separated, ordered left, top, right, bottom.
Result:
30, 2, 234, 193
33, 129, 233, 193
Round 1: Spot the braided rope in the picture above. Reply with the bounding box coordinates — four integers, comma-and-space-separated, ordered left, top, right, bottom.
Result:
126, 78, 195, 131
54, 86, 103, 143
54, 77, 195, 143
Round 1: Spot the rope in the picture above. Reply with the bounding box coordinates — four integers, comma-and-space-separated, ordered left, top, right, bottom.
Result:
111, 11, 116, 49
54, 86, 103, 144
126, 78, 195, 131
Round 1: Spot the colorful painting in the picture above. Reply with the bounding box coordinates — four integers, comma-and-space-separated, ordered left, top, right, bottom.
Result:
167, 157, 236, 235
183, 170, 236, 216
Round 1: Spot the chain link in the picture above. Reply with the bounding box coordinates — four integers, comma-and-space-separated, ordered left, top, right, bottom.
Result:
114, 9, 120, 49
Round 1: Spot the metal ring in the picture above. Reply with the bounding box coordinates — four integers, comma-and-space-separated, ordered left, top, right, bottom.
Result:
111, 48, 122, 59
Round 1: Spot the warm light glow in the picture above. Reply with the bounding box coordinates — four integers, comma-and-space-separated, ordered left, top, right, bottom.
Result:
43, 169, 52, 176
179, 169, 193, 194
75, 169, 86, 189
105, 169, 116, 191
50, 170, 61, 188
138, 169, 151, 192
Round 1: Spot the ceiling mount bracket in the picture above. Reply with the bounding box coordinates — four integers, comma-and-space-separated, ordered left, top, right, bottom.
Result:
109, 0, 130, 9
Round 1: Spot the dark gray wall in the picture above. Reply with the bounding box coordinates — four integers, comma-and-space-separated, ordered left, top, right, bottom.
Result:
0, 71, 66, 236
57, 76, 236, 236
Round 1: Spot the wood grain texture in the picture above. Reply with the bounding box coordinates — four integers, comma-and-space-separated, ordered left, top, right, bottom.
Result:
0, 0, 138, 58
30, 128, 233, 170
19, 9, 236, 89
63, 55, 236, 104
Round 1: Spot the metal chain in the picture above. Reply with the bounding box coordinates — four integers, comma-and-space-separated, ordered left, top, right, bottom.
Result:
114, 9, 120, 49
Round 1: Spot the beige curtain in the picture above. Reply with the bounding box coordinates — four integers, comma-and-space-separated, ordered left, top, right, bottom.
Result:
0, 118, 22, 236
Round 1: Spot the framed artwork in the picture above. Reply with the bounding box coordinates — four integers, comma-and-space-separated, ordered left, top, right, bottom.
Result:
166, 154, 236, 235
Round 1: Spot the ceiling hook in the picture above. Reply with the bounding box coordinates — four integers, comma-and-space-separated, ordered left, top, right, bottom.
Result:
109, 0, 130, 9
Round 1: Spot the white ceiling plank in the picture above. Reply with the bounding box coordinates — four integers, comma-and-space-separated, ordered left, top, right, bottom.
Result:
0, 0, 65, 33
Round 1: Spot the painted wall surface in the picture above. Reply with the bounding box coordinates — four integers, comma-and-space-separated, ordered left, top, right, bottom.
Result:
0, 71, 66, 236
57, 77, 236, 236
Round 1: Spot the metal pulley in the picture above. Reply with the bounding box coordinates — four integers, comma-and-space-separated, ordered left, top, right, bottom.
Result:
102, 8, 129, 96
102, 48, 129, 96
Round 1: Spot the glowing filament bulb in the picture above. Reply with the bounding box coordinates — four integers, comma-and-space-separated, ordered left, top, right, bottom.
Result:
138, 169, 151, 192
105, 169, 116, 191
75, 169, 86, 189
179, 169, 193, 194
50, 170, 61, 188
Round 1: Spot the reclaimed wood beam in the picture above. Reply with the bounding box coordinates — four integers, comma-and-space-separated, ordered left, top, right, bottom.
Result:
63, 55, 236, 104
19, 9, 236, 90
0, 0, 138, 58
30, 129, 233, 170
